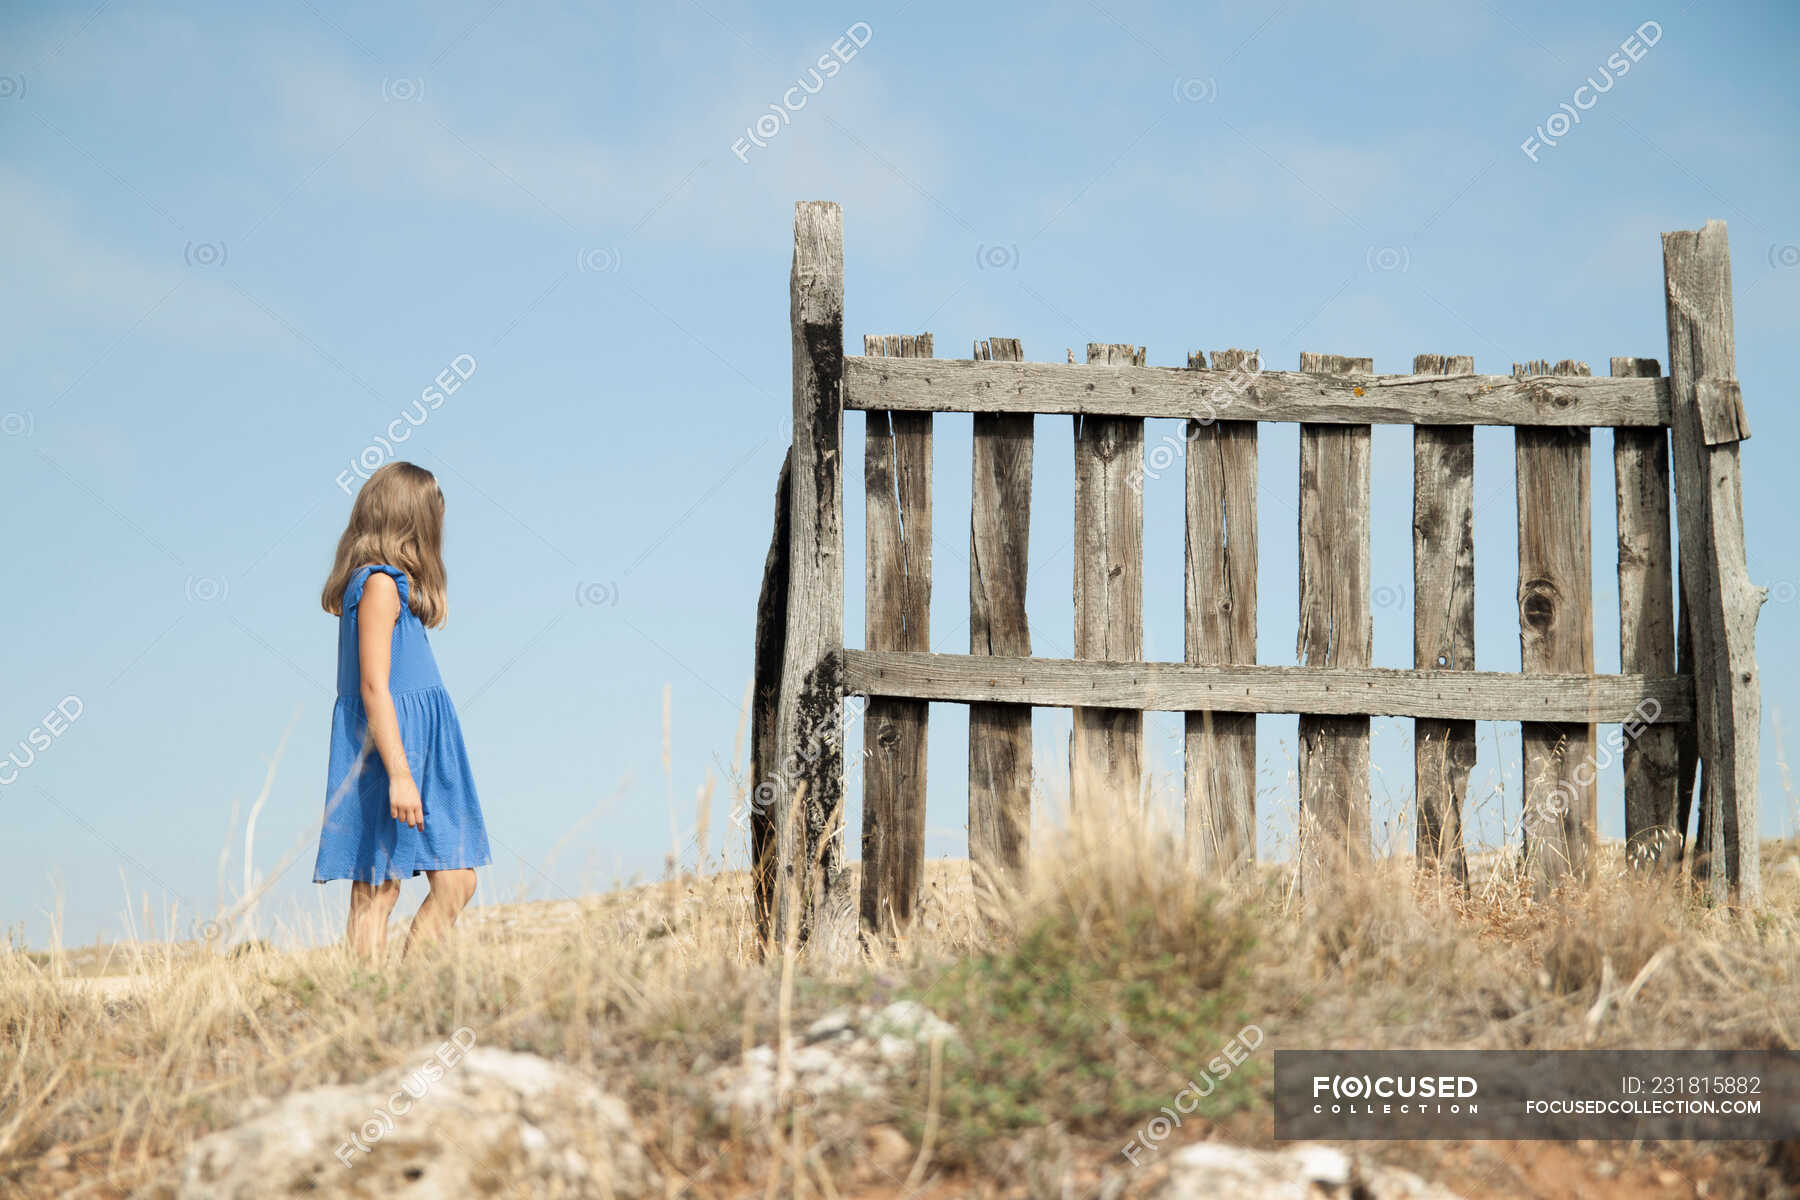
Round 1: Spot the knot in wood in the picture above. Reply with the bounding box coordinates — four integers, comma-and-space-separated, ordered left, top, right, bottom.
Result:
1520, 578, 1560, 630
875, 722, 901, 749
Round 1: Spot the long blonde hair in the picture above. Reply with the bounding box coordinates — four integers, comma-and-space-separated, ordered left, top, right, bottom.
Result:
321, 462, 448, 627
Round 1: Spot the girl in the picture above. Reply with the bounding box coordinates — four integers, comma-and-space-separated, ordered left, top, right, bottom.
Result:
312, 462, 490, 959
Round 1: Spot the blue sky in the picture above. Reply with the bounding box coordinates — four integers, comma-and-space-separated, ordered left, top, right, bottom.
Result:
3, 0, 1796, 947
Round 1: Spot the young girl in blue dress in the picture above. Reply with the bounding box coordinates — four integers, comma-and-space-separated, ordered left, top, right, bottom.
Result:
313, 462, 490, 959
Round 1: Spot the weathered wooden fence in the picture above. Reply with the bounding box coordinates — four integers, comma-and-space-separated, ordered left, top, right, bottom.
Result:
750, 201, 1763, 944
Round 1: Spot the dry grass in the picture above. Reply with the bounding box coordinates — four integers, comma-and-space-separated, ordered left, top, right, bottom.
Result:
2, 795, 1797, 1197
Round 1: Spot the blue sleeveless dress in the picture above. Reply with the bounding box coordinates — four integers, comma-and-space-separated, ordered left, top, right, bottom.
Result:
313, 565, 491, 883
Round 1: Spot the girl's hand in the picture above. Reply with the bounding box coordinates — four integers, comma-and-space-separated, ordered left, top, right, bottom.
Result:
390, 776, 424, 831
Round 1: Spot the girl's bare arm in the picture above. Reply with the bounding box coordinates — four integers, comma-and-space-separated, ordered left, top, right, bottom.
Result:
357, 573, 424, 831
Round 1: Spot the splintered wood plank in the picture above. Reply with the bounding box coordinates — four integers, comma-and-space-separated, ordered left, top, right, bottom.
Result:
770, 200, 846, 946
1072, 343, 1146, 809
1185, 347, 1259, 874
842, 357, 1670, 426
1516, 358, 1596, 893
1412, 353, 1476, 884
1297, 352, 1373, 883
861, 332, 933, 936
1611, 356, 1682, 869
749, 451, 792, 935
1663, 220, 1762, 904
969, 336, 1033, 898
843, 650, 1692, 722
1676, 572, 1701, 870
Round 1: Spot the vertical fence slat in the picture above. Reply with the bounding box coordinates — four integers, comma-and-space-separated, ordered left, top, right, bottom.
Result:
1611, 355, 1681, 868
969, 336, 1033, 896
861, 332, 933, 936
1072, 343, 1146, 808
1297, 352, 1373, 883
1516, 358, 1596, 892
749, 452, 792, 935
1185, 347, 1259, 873
1663, 220, 1762, 904
771, 200, 845, 945
1412, 353, 1476, 883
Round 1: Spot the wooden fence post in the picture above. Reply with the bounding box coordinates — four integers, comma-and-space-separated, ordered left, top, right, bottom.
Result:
1516, 358, 1596, 893
1611, 356, 1682, 868
1185, 348, 1259, 874
969, 337, 1033, 898
769, 200, 846, 945
1072, 344, 1146, 809
1662, 219, 1763, 905
861, 333, 933, 936
1297, 352, 1372, 887
1412, 353, 1476, 884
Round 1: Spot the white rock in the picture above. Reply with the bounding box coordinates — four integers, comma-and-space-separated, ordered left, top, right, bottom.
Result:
865, 1000, 958, 1044
707, 1001, 959, 1122
803, 1008, 857, 1042
1290, 1144, 1351, 1185
1153, 1142, 1465, 1200
179, 1045, 657, 1199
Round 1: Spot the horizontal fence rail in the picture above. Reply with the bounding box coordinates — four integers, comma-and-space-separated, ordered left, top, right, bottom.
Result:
843, 356, 1673, 426
843, 651, 1692, 724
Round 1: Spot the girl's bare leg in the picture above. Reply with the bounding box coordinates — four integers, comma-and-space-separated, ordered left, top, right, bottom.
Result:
347, 879, 401, 961
405, 868, 476, 955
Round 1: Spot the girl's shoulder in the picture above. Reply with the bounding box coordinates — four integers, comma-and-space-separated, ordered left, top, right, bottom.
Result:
343, 563, 411, 612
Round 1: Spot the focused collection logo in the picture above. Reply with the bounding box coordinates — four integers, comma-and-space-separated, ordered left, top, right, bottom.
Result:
1311, 1073, 1480, 1116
